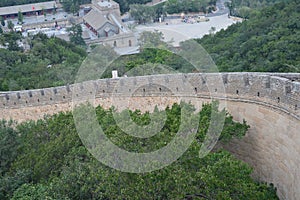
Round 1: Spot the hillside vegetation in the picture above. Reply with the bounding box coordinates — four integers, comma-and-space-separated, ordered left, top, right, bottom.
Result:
0, 1, 299, 91
112, 1, 300, 74
0, 102, 279, 199
196, 1, 300, 72
227, 0, 285, 18
115, 0, 152, 14
0, 33, 86, 91
164, 0, 217, 14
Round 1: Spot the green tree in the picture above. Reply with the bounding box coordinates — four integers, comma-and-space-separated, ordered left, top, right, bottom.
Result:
130, 4, 155, 24
11, 183, 54, 200
164, 0, 215, 14
0, 103, 278, 199
153, 3, 167, 22
238, 6, 252, 19
226, 1, 235, 16
0, 33, 86, 91
0, 16, 5, 27
70, 3, 76, 15
42, 8, 47, 20
67, 24, 85, 46
138, 30, 168, 49
17, 11, 23, 24
0, 120, 20, 175
1, 32, 23, 51
61, 0, 88, 14
209, 26, 216, 35
197, 1, 300, 72
7, 21, 14, 32
53, 3, 57, 16
114, 0, 152, 14
0, 170, 32, 199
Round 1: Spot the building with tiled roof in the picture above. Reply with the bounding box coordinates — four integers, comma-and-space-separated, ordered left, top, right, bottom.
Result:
0, 1, 56, 19
83, 9, 119, 37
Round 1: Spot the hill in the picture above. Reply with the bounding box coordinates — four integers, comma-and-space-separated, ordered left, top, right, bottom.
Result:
227, 0, 285, 18
1, 1, 299, 91
196, 1, 300, 72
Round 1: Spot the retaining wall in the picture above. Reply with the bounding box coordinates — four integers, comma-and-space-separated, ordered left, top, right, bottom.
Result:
1, 72, 299, 199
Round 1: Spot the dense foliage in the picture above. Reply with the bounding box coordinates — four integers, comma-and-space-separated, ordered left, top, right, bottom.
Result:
0, 102, 278, 199
231, 0, 283, 7
67, 24, 86, 46
61, 0, 91, 14
0, 33, 86, 91
1, 1, 299, 91
196, 1, 300, 72
114, 1, 300, 75
227, 0, 285, 18
129, 4, 156, 24
164, 0, 216, 14
129, 0, 217, 23
114, 0, 152, 14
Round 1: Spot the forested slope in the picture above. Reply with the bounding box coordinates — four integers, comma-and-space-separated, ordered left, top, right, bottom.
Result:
227, 0, 285, 17
0, 103, 278, 199
197, 1, 300, 72
0, 33, 86, 91
1, 1, 299, 91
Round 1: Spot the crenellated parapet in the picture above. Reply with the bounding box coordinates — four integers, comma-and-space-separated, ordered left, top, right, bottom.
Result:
1, 73, 300, 200
1, 73, 299, 119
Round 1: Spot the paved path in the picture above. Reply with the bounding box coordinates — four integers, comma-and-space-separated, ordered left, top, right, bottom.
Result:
135, 14, 242, 46
134, 0, 237, 46
146, 0, 168, 6
207, 0, 230, 17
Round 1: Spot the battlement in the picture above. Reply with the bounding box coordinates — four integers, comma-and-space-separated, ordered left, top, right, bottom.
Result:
1, 72, 300, 200
1, 72, 299, 118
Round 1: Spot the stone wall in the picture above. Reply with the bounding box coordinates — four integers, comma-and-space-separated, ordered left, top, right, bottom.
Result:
1, 73, 299, 118
0, 72, 300, 199
85, 32, 137, 48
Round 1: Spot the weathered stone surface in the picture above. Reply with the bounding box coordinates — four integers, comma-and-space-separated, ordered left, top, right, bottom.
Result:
0, 72, 299, 200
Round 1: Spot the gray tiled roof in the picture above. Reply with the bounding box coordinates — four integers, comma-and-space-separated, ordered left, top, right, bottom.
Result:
0, 1, 56, 16
83, 9, 111, 30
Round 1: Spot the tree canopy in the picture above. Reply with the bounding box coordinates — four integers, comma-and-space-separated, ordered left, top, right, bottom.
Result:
0, 102, 278, 199
129, 4, 155, 24
0, 33, 86, 91
115, 0, 152, 14
61, 0, 91, 14
1, 1, 299, 92
164, 0, 217, 14
196, 1, 300, 72
226, 0, 286, 17
67, 24, 86, 46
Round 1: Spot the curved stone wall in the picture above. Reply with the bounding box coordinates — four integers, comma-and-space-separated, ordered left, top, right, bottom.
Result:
0, 72, 299, 199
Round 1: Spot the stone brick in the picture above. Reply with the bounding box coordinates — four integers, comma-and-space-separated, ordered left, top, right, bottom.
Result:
0, 72, 299, 200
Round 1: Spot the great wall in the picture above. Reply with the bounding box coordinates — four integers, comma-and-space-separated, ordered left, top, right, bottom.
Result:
1, 72, 300, 199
